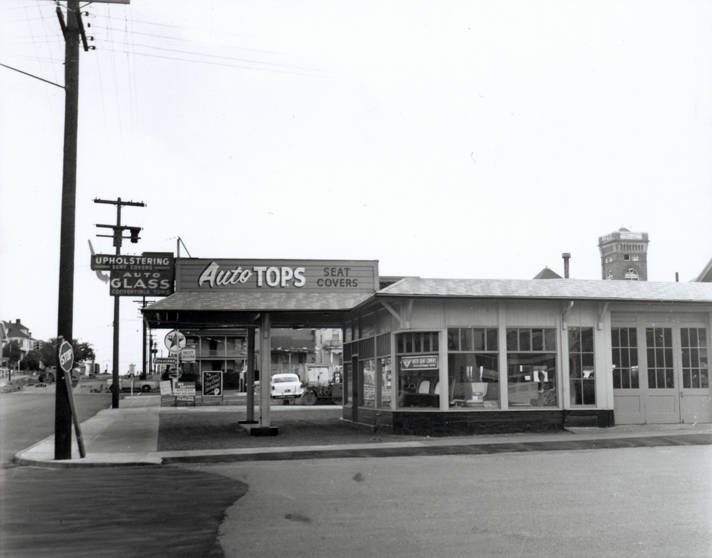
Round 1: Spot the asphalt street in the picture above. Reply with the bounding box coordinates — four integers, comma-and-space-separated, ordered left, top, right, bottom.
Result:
0, 464, 247, 558
199, 445, 712, 558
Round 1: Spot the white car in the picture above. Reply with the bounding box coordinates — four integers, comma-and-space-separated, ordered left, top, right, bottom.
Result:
270, 373, 304, 403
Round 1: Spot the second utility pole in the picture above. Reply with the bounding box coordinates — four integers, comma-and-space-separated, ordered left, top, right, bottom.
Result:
94, 197, 145, 408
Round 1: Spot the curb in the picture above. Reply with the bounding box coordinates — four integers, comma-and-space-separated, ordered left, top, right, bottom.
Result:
14, 432, 712, 468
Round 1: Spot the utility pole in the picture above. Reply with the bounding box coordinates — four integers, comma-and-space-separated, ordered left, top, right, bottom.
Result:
54, 0, 81, 461
52, 0, 127, 461
94, 197, 145, 409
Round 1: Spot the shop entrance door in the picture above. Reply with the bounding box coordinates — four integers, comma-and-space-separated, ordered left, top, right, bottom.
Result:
643, 327, 680, 424
679, 326, 711, 423
612, 327, 645, 424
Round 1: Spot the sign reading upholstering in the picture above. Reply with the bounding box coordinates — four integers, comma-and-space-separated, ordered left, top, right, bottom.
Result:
91, 253, 174, 271
202, 371, 223, 396
399, 355, 439, 371
58, 341, 74, 373
175, 259, 379, 293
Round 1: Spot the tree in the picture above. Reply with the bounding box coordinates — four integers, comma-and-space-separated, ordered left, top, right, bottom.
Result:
21, 350, 42, 371
2, 341, 22, 368
38, 338, 96, 368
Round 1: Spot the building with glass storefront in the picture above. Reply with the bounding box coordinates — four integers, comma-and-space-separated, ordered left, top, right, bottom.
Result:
341, 278, 712, 434
144, 258, 712, 436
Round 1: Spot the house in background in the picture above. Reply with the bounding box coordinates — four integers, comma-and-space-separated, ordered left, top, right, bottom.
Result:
1, 319, 35, 366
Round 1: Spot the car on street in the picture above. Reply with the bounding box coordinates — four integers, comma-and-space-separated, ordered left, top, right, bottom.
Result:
270, 373, 304, 403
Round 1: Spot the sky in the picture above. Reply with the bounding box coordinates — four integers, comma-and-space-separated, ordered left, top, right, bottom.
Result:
1, 0, 711, 373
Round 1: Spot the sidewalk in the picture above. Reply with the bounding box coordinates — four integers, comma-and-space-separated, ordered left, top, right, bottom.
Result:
15, 395, 712, 467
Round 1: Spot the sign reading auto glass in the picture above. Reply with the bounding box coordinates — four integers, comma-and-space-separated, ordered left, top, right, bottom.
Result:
175, 259, 379, 293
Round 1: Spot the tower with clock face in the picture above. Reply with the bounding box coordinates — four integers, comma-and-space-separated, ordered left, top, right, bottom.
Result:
598, 228, 649, 281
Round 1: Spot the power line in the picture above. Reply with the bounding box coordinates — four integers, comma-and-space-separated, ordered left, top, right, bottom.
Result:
100, 47, 328, 78
0, 61, 64, 88
96, 39, 322, 73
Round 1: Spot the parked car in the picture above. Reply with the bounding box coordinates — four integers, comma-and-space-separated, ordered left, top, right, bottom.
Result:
270, 373, 304, 404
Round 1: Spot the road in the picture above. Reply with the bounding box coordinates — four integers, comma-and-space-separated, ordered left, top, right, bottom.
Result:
0, 390, 112, 464
2, 392, 710, 557
0, 390, 248, 558
203, 445, 712, 558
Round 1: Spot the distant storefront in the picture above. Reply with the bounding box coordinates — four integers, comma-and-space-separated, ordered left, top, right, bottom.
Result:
144, 259, 712, 435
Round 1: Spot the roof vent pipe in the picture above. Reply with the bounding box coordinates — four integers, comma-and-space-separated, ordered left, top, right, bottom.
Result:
562, 253, 571, 279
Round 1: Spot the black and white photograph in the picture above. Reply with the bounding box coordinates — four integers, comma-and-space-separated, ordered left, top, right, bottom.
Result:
1, 1, 711, 556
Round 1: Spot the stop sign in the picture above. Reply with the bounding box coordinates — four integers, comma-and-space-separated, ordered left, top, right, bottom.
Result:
58, 341, 74, 373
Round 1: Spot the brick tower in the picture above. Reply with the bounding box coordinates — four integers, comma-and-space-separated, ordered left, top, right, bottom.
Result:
598, 227, 649, 280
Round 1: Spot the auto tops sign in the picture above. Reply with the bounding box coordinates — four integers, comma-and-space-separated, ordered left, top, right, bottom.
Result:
175, 259, 379, 293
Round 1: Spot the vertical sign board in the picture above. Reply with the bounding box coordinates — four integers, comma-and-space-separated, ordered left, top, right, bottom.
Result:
202, 371, 223, 396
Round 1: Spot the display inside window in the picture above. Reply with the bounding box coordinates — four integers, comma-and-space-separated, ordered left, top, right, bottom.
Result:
507, 328, 557, 407
447, 328, 499, 408
360, 358, 376, 407
448, 353, 499, 408
396, 332, 440, 409
378, 356, 392, 407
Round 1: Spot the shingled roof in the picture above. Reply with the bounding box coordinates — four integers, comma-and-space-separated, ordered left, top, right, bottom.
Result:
146, 290, 373, 312
377, 277, 712, 303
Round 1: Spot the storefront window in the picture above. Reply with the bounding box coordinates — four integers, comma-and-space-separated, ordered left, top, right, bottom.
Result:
646, 327, 674, 389
507, 328, 557, 407
378, 356, 392, 407
611, 328, 638, 389
569, 327, 595, 405
376, 333, 391, 408
681, 328, 708, 389
360, 359, 376, 407
343, 362, 352, 404
397, 332, 439, 408
447, 328, 499, 408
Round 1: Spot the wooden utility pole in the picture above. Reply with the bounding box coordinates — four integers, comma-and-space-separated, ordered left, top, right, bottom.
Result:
54, 0, 81, 460
53, 0, 128, 459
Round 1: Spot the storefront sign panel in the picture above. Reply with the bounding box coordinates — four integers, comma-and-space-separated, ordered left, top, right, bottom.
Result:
110, 269, 174, 296
175, 259, 379, 293
399, 355, 439, 371
92, 252, 174, 271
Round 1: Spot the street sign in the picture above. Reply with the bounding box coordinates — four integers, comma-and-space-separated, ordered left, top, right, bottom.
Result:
58, 341, 74, 373
165, 330, 186, 353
